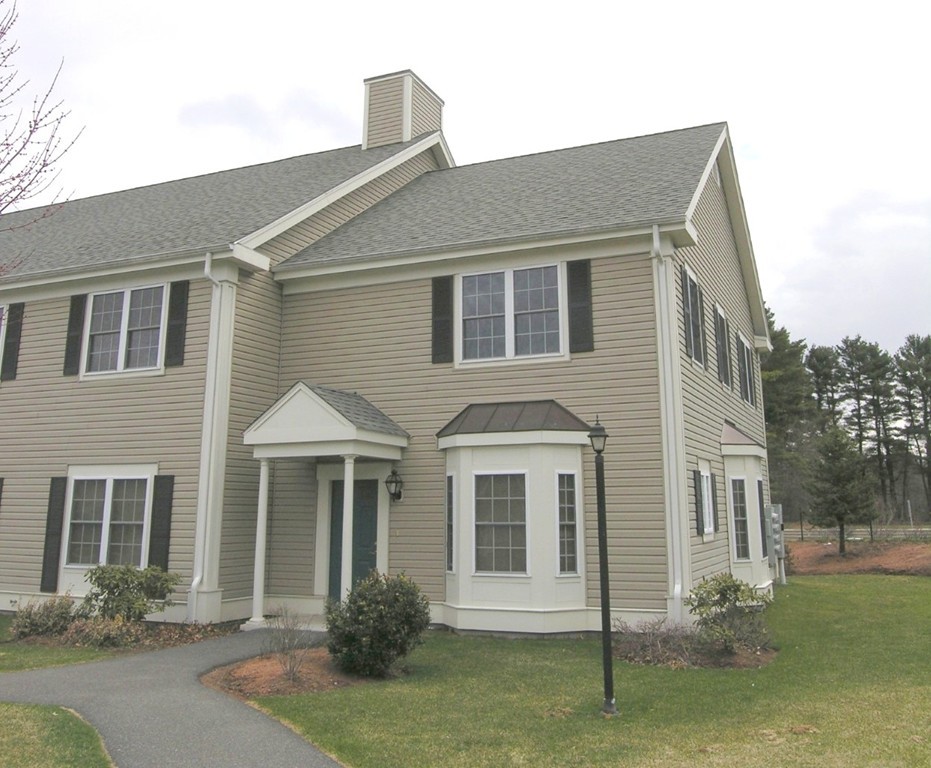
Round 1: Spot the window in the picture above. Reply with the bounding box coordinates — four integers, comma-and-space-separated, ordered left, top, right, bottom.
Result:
461, 265, 561, 361
695, 465, 716, 536
86, 285, 166, 373
757, 479, 768, 559
446, 475, 454, 572
65, 474, 153, 567
474, 473, 526, 573
557, 473, 578, 574
731, 478, 750, 560
737, 335, 756, 405
0, 305, 6, 357
714, 306, 732, 387
681, 267, 706, 366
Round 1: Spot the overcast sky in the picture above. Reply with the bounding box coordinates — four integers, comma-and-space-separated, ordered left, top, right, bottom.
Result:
13, 0, 930, 353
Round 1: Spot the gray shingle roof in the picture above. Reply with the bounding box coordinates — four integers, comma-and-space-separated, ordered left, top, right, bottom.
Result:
0, 138, 427, 281
281, 123, 726, 270
309, 384, 409, 438
437, 400, 590, 437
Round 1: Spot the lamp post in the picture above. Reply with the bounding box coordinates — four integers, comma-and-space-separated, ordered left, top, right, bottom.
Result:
589, 418, 617, 715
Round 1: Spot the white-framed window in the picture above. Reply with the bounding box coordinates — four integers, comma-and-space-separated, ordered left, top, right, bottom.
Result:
460, 265, 563, 362
697, 462, 715, 536
730, 477, 750, 560
736, 334, 756, 406
557, 472, 578, 574
681, 266, 706, 366
474, 473, 527, 573
445, 474, 454, 572
0, 305, 7, 358
714, 306, 732, 387
85, 285, 167, 374
64, 466, 156, 568
757, 479, 768, 559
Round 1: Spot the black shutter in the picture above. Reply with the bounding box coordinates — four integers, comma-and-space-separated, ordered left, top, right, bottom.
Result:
0, 477, 4, 512
0, 302, 24, 381
693, 469, 703, 536
567, 259, 594, 353
41, 477, 68, 593
711, 473, 720, 532
680, 266, 692, 358
63, 295, 87, 375
697, 285, 707, 367
164, 281, 189, 368
148, 475, 174, 571
432, 276, 453, 364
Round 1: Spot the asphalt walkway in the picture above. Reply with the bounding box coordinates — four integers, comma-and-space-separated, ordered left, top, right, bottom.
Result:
1, 629, 341, 767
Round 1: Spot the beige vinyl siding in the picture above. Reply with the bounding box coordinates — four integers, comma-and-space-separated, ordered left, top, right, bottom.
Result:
218, 270, 283, 600
259, 151, 441, 266
276, 254, 669, 612
365, 77, 405, 149
411, 78, 442, 137
0, 282, 211, 592
676, 172, 769, 582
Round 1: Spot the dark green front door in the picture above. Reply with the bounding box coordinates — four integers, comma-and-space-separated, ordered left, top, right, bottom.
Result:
328, 479, 378, 601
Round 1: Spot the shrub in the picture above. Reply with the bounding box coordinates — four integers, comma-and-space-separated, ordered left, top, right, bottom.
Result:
326, 571, 431, 677
80, 564, 181, 622
61, 616, 148, 648
264, 606, 319, 681
613, 617, 703, 667
686, 572, 772, 653
10, 595, 76, 639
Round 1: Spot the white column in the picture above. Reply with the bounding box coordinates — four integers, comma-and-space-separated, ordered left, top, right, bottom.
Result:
249, 458, 270, 624
339, 455, 357, 600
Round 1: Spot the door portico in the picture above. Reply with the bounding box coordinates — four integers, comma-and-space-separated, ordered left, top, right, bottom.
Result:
242, 382, 408, 626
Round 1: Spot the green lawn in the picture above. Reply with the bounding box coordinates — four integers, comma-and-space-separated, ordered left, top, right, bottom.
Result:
0, 614, 111, 672
258, 576, 931, 768
0, 614, 114, 768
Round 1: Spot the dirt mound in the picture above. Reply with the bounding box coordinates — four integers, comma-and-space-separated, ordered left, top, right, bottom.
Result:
789, 540, 931, 576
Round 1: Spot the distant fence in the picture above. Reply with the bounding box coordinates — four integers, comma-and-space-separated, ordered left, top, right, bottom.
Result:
784, 525, 931, 542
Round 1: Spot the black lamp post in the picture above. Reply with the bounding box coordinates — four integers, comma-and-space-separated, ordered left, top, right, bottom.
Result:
589, 418, 617, 715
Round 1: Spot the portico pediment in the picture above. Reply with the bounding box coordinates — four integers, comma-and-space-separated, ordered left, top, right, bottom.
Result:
244, 382, 408, 460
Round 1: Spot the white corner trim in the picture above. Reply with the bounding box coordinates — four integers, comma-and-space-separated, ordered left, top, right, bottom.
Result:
402, 73, 413, 143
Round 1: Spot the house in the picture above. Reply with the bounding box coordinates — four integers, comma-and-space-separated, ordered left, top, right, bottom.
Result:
0, 70, 773, 633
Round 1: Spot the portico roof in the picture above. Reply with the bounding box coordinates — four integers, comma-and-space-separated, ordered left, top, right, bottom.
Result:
244, 382, 408, 460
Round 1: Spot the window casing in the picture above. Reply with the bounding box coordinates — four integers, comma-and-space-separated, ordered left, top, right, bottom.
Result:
714, 306, 732, 387
757, 479, 768, 559
0, 305, 6, 360
737, 335, 756, 405
85, 285, 167, 374
557, 473, 578, 574
474, 473, 527, 573
731, 478, 750, 560
445, 475, 454, 572
699, 467, 715, 536
460, 265, 562, 362
64, 470, 155, 568
681, 267, 706, 366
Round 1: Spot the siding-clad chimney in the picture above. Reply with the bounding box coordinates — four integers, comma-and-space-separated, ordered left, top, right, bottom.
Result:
363, 70, 443, 150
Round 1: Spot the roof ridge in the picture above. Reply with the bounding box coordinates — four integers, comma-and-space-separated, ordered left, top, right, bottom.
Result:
444, 121, 727, 173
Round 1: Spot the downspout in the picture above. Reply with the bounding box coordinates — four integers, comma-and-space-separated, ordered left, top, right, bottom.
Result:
652, 225, 687, 622
188, 252, 223, 620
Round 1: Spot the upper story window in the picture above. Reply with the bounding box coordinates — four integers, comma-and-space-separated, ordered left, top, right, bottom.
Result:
714, 306, 732, 387
64, 281, 188, 378
0, 305, 6, 354
461, 265, 561, 361
736, 334, 756, 406
681, 266, 706, 366
86, 286, 166, 373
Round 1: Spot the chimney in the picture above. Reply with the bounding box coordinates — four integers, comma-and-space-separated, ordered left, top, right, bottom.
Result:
362, 70, 443, 150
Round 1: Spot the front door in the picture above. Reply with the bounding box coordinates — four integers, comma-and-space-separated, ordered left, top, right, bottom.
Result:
328, 479, 378, 600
